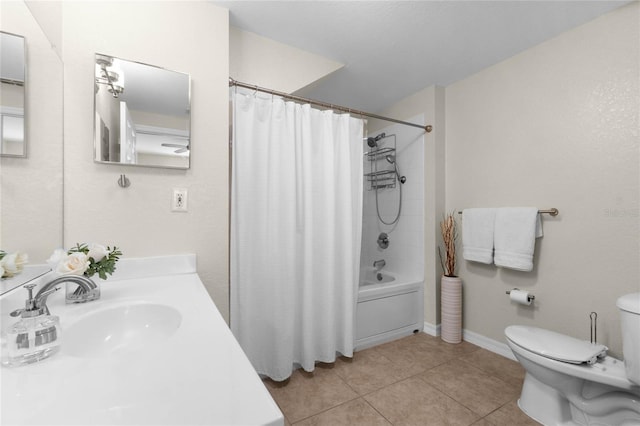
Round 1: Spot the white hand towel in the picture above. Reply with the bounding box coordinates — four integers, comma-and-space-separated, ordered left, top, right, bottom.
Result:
494, 207, 542, 272
462, 208, 496, 264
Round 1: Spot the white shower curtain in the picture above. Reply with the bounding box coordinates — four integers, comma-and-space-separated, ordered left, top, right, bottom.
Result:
230, 92, 363, 381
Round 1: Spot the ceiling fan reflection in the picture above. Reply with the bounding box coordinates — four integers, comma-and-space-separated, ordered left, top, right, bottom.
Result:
161, 143, 189, 154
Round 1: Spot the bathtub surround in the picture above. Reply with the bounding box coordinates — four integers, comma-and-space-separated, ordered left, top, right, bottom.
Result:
355, 118, 426, 350
369, 88, 446, 337
230, 92, 363, 381
361, 116, 426, 281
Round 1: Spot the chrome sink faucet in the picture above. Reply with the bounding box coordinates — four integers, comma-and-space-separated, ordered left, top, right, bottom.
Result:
11, 275, 99, 318
373, 259, 386, 271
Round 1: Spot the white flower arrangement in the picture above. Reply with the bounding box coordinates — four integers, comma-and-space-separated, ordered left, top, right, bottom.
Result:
0, 251, 28, 278
48, 243, 122, 280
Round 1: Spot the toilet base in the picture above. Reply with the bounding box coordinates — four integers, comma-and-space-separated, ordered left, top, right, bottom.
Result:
518, 371, 640, 426
519, 372, 574, 425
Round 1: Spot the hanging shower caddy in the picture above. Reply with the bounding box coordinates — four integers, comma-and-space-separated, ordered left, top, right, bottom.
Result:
364, 135, 396, 190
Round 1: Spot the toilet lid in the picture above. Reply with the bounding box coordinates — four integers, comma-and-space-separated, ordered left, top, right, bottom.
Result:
617, 292, 640, 314
505, 325, 608, 364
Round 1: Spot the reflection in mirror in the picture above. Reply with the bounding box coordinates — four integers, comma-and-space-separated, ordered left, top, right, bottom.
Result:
0, 31, 26, 157
1, 0, 64, 295
0, 265, 49, 296
94, 53, 191, 169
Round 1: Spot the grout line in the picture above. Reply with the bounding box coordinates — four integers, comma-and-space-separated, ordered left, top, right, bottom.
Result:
289, 394, 361, 425
361, 397, 394, 425
277, 334, 526, 425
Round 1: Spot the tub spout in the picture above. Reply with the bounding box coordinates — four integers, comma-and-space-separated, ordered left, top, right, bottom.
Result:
373, 259, 386, 271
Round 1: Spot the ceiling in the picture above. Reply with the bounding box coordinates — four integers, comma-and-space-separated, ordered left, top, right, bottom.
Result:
214, 0, 631, 112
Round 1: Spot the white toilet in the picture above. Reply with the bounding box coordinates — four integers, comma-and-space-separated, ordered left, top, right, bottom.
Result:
505, 292, 640, 426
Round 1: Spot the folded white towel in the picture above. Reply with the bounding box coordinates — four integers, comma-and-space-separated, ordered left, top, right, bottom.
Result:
462, 208, 496, 264
494, 207, 543, 272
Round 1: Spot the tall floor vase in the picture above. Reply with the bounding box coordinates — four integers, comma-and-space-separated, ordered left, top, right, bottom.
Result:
441, 275, 462, 344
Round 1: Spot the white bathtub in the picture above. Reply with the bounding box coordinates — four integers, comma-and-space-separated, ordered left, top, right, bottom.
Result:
360, 268, 396, 285
355, 268, 424, 350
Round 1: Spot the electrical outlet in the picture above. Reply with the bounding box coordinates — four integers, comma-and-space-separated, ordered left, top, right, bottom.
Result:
172, 188, 188, 212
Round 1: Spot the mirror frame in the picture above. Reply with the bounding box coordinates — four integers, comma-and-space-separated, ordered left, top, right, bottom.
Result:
0, 31, 27, 158
92, 53, 192, 170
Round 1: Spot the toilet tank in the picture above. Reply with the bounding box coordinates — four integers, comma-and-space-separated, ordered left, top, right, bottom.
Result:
617, 292, 640, 385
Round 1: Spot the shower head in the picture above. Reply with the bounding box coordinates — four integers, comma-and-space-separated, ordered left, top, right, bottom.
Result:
366, 132, 386, 148
385, 155, 395, 164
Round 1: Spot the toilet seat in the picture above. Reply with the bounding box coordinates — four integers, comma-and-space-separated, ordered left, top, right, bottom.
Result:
505, 325, 608, 365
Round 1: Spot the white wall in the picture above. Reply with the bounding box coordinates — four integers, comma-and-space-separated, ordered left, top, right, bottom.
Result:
446, 3, 639, 356
61, 2, 231, 320
0, 1, 63, 264
229, 26, 343, 94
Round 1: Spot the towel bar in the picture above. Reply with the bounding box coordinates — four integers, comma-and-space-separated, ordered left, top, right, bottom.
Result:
457, 208, 558, 216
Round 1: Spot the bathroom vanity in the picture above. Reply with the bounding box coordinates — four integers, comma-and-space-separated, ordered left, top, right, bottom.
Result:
0, 255, 284, 425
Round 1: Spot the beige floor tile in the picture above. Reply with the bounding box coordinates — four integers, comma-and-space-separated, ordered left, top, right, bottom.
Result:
293, 398, 391, 426
483, 399, 542, 426
332, 348, 423, 395
419, 335, 482, 358
371, 333, 476, 373
457, 348, 526, 389
264, 367, 358, 423
420, 359, 520, 417
470, 419, 493, 426
364, 376, 480, 426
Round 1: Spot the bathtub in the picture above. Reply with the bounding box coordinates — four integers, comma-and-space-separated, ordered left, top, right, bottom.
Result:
355, 268, 424, 350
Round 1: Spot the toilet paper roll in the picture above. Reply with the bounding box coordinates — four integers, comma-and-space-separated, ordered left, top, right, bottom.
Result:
510, 289, 532, 306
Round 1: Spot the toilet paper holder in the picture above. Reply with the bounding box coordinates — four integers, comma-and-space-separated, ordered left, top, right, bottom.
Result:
506, 288, 535, 302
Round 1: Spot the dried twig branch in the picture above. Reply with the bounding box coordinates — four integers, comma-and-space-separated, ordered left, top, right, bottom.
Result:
440, 212, 458, 277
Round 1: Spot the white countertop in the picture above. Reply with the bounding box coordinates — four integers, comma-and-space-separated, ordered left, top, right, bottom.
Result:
0, 255, 284, 426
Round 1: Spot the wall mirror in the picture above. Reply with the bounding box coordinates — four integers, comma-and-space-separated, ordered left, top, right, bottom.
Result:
0, 31, 26, 157
1, 1, 63, 296
94, 53, 191, 169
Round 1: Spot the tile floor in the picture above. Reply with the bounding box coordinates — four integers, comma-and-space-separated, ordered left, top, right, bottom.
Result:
263, 333, 542, 425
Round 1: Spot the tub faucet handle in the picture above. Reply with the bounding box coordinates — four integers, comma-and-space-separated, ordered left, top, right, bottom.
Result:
377, 233, 389, 249
373, 259, 386, 271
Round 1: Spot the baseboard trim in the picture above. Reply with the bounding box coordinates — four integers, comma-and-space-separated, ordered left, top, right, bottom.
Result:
462, 329, 516, 361
423, 321, 440, 336
423, 322, 516, 361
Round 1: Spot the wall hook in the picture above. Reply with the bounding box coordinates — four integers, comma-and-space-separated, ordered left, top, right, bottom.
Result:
118, 174, 130, 188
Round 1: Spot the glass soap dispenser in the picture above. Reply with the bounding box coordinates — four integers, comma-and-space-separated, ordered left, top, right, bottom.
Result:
5, 283, 62, 367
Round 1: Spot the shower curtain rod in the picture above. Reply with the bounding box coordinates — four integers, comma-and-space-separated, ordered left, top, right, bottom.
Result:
229, 77, 433, 133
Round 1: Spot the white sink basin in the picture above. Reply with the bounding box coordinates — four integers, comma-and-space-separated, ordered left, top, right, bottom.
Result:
64, 302, 182, 358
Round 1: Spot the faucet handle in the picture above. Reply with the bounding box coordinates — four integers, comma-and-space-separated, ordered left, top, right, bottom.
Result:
11, 283, 58, 318
22, 283, 39, 313
9, 285, 35, 317
9, 308, 24, 318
